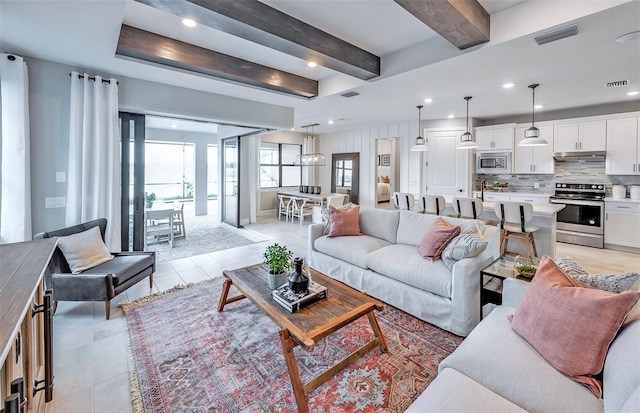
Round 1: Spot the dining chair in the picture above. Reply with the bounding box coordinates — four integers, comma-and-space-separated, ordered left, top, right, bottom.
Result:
325, 194, 345, 208
494, 201, 539, 258
392, 192, 415, 210
144, 208, 174, 249
172, 203, 186, 238
418, 194, 445, 215
291, 197, 313, 225
278, 194, 293, 221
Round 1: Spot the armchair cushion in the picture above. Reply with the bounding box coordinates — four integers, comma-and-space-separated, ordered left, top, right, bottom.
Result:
57, 226, 113, 274
83, 253, 155, 287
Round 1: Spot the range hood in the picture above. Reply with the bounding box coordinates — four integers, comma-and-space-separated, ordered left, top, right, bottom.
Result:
553, 151, 606, 161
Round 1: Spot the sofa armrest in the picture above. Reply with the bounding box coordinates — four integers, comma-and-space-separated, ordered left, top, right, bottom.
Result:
502, 278, 530, 309
308, 223, 323, 254
51, 272, 113, 301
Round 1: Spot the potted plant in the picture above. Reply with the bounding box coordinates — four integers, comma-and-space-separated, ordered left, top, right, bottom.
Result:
263, 243, 293, 289
145, 192, 156, 208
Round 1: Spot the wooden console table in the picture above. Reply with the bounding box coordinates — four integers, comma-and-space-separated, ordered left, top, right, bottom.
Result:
1, 239, 57, 412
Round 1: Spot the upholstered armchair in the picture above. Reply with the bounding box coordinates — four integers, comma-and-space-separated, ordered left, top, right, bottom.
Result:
34, 218, 155, 319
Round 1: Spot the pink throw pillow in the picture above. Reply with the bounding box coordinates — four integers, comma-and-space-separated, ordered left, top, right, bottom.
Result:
417, 218, 460, 261
327, 205, 362, 237
511, 256, 640, 398
381, 175, 390, 184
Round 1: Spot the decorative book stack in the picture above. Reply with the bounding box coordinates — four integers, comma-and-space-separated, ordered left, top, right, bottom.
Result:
272, 282, 328, 313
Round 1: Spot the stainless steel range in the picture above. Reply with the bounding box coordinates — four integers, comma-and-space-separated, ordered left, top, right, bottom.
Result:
550, 183, 605, 248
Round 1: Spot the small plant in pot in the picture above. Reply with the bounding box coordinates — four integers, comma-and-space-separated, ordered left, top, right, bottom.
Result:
263, 243, 293, 289
145, 192, 156, 208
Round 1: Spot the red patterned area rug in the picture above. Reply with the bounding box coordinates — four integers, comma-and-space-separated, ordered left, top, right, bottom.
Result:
122, 278, 462, 413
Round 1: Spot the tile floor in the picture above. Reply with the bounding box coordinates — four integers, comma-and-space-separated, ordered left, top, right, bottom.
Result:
45, 216, 640, 413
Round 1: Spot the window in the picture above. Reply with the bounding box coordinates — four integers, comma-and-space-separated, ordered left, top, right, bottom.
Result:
260, 142, 301, 188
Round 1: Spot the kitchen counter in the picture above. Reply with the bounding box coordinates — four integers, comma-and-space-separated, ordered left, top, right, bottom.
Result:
605, 197, 640, 204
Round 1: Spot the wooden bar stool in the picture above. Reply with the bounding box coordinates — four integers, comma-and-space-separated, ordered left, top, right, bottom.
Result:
392, 192, 415, 210
419, 194, 445, 215
494, 201, 539, 258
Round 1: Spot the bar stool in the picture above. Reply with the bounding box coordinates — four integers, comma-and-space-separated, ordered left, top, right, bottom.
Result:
418, 194, 445, 215
452, 197, 483, 219
494, 201, 539, 258
278, 194, 292, 221
392, 192, 415, 210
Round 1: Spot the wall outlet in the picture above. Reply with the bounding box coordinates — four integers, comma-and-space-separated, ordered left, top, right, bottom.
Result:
533, 182, 540, 189
45, 197, 65, 208
56, 172, 66, 183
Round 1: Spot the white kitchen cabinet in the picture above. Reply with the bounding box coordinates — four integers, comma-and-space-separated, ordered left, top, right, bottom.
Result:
475, 126, 514, 151
509, 194, 551, 204
514, 125, 554, 174
482, 193, 511, 202
554, 120, 606, 153
606, 117, 639, 175
605, 201, 640, 248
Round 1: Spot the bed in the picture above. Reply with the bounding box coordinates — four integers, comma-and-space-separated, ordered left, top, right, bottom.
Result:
377, 176, 390, 203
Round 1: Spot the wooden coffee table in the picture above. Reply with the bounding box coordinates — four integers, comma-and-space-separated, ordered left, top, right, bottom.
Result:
218, 264, 388, 413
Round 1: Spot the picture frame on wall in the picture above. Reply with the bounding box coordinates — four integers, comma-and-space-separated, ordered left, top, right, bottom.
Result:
378, 154, 391, 166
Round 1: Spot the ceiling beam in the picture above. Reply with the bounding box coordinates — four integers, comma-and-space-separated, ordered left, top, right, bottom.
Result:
394, 0, 490, 50
134, 0, 380, 80
116, 25, 318, 98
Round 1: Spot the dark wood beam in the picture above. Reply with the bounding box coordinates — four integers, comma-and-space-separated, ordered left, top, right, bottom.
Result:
394, 0, 490, 49
134, 0, 380, 80
116, 25, 318, 98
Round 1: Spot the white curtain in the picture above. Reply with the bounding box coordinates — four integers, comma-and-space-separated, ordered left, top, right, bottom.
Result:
66, 71, 121, 251
0, 53, 32, 243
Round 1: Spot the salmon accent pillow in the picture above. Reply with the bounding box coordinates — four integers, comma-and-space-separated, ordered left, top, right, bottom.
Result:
381, 175, 390, 184
417, 218, 461, 261
511, 256, 640, 398
327, 205, 362, 237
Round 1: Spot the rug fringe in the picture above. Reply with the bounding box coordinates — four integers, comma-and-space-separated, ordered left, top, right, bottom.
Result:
120, 277, 225, 312
127, 334, 145, 413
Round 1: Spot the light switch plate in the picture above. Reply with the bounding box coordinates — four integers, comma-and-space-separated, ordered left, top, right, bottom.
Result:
45, 197, 66, 208
56, 172, 66, 183
534, 182, 540, 189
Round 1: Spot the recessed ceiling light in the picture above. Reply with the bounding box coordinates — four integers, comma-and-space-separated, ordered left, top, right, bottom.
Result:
627, 91, 639, 96
291, 128, 295, 131
503, 83, 515, 89
424, 98, 433, 103
616, 31, 640, 43
171, 123, 177, 128
182, 18, 197, 27
534, 104, 543, 109
328, 120, 334, 124
307, 62, 317, 68
448, 114, 454, 119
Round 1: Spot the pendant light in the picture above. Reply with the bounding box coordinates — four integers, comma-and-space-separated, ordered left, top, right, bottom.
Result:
519, 84, 548, 146
410, 105, 428, 152
294, 124, 326, 166
458, 96, 478, 149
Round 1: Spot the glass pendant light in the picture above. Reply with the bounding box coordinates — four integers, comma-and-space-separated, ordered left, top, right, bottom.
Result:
458, 96, 478, 149
410, 105, 428, 152
519, 84, 548, 146
294, 124, 326, 166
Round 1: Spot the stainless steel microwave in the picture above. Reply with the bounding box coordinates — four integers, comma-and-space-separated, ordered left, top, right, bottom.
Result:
476, 152, 512, 173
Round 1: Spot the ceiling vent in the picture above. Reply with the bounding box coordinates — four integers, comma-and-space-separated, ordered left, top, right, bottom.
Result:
340, 91, 359, 98
607, 80, 628, 88
534, 25, 579, 45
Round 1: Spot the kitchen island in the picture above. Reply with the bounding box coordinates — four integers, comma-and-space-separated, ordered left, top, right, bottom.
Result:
439, 196, 565, 258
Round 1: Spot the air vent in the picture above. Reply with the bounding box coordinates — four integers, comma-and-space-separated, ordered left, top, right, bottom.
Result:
534, 25, 579, 45
340, 91, 359, 98
607, 80, 628, 88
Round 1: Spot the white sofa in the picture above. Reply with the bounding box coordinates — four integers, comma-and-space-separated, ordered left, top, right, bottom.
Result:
407, 278, 640, 413
308, 206, 500, 336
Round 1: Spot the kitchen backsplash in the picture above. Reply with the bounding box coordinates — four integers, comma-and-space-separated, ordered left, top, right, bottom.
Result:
475, 160, 640, 197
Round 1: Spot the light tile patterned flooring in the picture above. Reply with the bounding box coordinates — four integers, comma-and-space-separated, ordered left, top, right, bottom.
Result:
45, 217, 640, 412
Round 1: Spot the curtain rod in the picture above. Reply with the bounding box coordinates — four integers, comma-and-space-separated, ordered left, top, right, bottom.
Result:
69, 72, 118, 84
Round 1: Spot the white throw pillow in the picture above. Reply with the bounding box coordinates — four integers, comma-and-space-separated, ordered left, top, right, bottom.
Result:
556, 257, 639, 294
57, 226, 114, 274
441, 221, 488, 271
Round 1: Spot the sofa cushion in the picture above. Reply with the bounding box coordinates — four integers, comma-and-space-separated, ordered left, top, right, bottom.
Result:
556, 256, 639, 293
603, 319, 640, 412
440, 306, 605, 413
57, 226, 113, 274
406, 368, 528, 413
314, 235, 391, 269
328, 205, 361, 237
358, 206, 400, 244
83, 253, 154, 287
511, 256, 639, 398
417, 218, 460, 261
365, 244, 452, 298
441, 221, 488, 270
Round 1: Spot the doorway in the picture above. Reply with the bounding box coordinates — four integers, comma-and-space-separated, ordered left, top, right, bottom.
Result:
221, 137, 240, 227
374, 137, 399, 209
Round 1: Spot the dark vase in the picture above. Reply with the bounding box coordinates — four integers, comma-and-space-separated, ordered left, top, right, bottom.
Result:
288, 257, 308, 293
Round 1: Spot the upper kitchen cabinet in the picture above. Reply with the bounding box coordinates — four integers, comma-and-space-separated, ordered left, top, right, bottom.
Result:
475, 125, 515, 151
554, 120, 606, 153
514, 125, 554, 174
606, 116, 639, 175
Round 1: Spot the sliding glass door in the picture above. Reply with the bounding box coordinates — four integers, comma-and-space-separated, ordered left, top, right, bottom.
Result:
221, 137, 240, 227
119, 112, 146, 251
